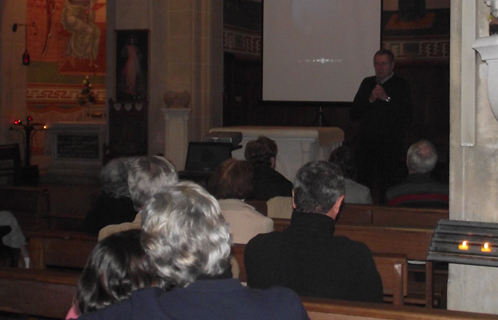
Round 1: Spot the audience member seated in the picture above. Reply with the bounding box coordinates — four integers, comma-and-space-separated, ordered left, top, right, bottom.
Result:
0, 210, 29, 267
207, 158, 273, 244
386, 140, 449, 208
245, 161, 383, 303
66, 229, 159, 320
244, 136, 293, 200
98, 156, 178, 240
329, 146, 373, 204
82, 157, 138, 235
78, 182, 308, 320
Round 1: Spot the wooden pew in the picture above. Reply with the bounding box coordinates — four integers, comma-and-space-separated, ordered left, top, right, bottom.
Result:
245, 199, 268, 216
301, 297, 498, 320
231, 243, 408, 306
338, 203, 448, 228
265, 198, 449, 229
271, 219, 435, 307
0, 268, 494, 320
334, 224, 434, 308
26, 231, 97, 270
0, 143, 21, 185
0, 268, 79, 319
0, 186, 51, 231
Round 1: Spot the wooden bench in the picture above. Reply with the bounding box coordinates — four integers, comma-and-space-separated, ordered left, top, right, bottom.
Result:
0, 268, 79, 319
26, 231, 97, 270
263, 197, 448, 228
232, 243, 408, 306
245, 199, 268, 216
0, 143, 21, 186
301, 297, 498, 320
339, 203, 449, 228
0, 268, 494, 320
0, 186, 51, 231
271, 219, 436, 307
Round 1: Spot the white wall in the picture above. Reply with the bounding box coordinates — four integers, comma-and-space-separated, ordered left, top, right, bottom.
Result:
448, 0, 498, 314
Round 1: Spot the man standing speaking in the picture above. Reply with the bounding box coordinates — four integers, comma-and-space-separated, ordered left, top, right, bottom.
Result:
351, 49, 412, 203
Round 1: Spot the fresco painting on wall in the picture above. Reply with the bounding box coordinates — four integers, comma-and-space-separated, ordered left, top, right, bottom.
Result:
26, 0, 106, 155
27, 0, 106, 75
116, 30, 148, 102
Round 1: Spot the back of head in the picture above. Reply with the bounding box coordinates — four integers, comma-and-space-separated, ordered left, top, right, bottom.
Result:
128, 156, 178, 211
75, 229, 157, 314
244, 135, 277, 168
406, 140, 438, 173
101, 157, 136, 198
141, 181, 232, 288
207, 158, 254, 200
293, 161, 345, 214
328, 146, 355, 178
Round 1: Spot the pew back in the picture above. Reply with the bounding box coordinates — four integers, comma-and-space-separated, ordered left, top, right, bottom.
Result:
0, 268, 79, 319
301, 297, 498, 320
0, 268, 493, 320
0, 186, 51, 231
27, 231, 97, 270
0, 143, 21, 185
266, 198, 449, 229
232, 243, 407, 305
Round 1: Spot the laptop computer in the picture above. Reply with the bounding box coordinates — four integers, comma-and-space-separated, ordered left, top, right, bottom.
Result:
179, 142, 233, 183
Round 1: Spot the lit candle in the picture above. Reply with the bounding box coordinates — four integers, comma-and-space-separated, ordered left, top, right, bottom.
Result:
458, 240, 469, 250
481, 242, 492, 253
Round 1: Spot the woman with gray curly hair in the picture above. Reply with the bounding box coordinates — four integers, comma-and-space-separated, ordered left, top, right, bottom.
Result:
81, 157, 138, 235
78, 182, 309, 320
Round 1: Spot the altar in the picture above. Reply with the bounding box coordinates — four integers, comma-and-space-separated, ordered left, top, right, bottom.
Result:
208, 126, 344, 181
43, 122, 106, 184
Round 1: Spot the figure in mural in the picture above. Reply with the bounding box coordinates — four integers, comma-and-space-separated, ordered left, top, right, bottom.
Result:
118, 35, 146, 100
60, 0, 101, 68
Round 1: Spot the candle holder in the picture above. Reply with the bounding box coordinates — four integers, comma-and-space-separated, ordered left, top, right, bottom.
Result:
12, 116, 44, 168
458, 241, 469, 251
481, 242, 492, 253
428, 220, 498, 267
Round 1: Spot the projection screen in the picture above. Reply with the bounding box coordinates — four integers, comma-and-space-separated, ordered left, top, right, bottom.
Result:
262, 0, 382, 103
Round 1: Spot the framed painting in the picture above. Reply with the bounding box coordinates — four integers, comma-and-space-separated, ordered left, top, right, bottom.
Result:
115, 29, 149, 102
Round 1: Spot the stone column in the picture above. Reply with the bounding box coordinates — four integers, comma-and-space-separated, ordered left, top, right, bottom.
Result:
161, 108, 192, 170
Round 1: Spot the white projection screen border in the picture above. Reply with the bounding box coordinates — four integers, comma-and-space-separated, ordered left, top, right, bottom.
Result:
262, 0, 382, 103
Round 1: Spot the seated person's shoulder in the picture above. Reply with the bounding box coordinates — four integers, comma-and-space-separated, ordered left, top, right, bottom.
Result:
98, 213, 141, 240
333, 235, 375, 257
246, 231, 282, 254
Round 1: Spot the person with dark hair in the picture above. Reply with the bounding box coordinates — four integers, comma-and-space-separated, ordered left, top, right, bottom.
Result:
81, 157, 138, 235
77, 182, 308, 320
351, 49, 413, 204
386, 140, 449, 208
329, 146, 372, 204
66, 229, 159, 319
98, 156, 178, 240
244, 136, 293, 200
245, 160, 383, 303
207, 158, 273, 244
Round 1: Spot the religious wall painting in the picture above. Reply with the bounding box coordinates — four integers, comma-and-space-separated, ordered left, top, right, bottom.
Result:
27, 0, 107, 76
115, 30, 148, 102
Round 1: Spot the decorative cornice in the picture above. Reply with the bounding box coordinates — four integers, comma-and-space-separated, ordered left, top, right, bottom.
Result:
223, 27, 261, 56
27, 83, 106, 105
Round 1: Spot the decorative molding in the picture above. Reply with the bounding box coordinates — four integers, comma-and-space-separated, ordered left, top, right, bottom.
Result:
383, 37, 450, 62
27, 84, 106, 105
223, 27, 261, 56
